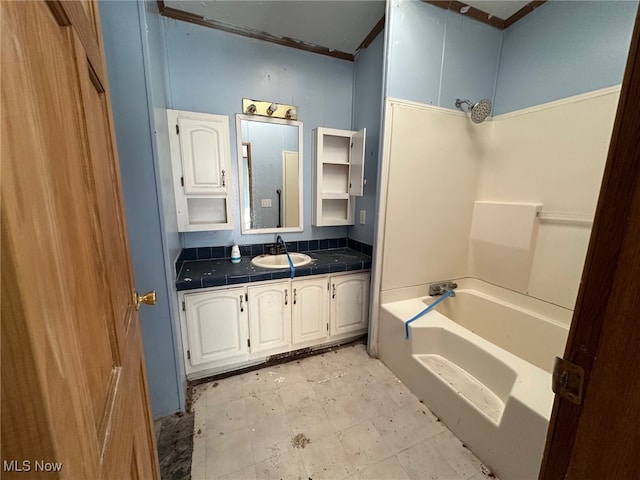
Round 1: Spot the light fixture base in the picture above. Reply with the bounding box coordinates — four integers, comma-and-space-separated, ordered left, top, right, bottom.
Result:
242, 98, 298, 120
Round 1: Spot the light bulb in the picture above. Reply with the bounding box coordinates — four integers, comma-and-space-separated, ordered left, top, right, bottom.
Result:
246, 104, 257, 114
286, 107, 297, 119
267, 103, 278, 115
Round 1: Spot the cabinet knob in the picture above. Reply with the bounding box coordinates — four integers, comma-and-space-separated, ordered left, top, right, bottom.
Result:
134, 290, 156, 310
285, 289, 288, 305
332, 284, 336, 299
239, 294, 244, 312
293, 288, 297, 305
221, 169, 226, 187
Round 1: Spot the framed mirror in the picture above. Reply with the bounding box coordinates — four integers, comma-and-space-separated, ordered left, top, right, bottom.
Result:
236, 114, 303, 234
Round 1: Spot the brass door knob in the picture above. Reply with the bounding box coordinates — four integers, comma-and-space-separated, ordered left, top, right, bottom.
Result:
134, 290, 157, 310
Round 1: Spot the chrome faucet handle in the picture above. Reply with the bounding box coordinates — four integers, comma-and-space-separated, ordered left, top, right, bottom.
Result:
428, 281, 458, 296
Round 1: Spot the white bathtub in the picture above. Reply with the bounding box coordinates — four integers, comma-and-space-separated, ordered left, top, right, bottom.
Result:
379, 279, 570, 480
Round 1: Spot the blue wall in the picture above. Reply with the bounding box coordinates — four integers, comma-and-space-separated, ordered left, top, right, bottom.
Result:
385, 0, 502, 109
100, 1, 184, 418
350, 32, 385, 245
163, 18, 356, 247
385, 0, 637, 115
494, 1, 638, 114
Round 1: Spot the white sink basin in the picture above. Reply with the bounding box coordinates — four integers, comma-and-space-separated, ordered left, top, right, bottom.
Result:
251, 253, 312, 269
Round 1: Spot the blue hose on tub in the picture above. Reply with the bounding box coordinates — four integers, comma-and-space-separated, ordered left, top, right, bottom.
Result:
404, 289, 455, 340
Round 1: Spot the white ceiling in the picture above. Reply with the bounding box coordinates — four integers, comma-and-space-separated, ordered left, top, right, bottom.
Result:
164, 1, 533, 56
165, 1, 386, 55
464, 1, 531, 20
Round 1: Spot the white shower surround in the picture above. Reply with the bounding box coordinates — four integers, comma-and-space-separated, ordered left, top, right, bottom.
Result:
370, 86, 620, 356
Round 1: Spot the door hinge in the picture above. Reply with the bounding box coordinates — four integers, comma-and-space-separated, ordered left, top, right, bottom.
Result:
182, 300, 185, 311
180, 176, 184, 187
247, 338, 251, 348
187, 350, 190, 360
327, 282, 330, 291
326, 323, 329, 332
176, 124, 180, 135
245, 293, 248, 301
552, 356, 585, 405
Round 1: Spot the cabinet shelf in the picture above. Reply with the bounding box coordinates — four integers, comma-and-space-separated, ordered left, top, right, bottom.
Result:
322, 163, 350, 194
322, 159, 350, 165
322, 193, 350, 200
186, 197, 228, 226
321, 198, 350, 223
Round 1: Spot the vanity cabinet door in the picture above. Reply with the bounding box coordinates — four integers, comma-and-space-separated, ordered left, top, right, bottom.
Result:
330, 272, 370, 338
248, 282, 292, 355
292, 277, 329, 346
182, 287, 249, 373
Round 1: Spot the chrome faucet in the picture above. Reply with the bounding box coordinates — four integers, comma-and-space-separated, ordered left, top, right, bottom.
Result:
428, 281, 458, 297
270, 235, 286, 255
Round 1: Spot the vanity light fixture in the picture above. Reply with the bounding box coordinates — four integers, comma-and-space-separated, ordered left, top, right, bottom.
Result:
242, 98, 298, 120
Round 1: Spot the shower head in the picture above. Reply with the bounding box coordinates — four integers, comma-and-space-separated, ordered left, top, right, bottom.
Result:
455, 98, 492, 124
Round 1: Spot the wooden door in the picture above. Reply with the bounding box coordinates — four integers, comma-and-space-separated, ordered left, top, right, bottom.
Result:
182, 288, 249, 373
1, 2, 159, 479
247, 282, 292, 355
291, 277, 329, 346
539, 7, 640, 479
330, 273, 370, 337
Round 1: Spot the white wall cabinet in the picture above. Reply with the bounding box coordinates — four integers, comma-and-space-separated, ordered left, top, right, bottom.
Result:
247, 282, 292, 356
291, 277, 330, 347
178, 271, 370, 379
312, 127, 366, 226
181, 287, 249, 377
167, 109, 233, 231
330, 272, 370, 338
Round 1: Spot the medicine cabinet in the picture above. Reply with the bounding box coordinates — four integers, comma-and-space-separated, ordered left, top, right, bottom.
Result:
167, 109, 233, 231
312, 127, 366, 226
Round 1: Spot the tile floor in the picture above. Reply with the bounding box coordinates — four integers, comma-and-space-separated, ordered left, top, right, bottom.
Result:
190, 344, 494, 480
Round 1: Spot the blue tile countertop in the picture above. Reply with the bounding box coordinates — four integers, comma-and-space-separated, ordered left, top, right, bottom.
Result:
176, 248, 372, 291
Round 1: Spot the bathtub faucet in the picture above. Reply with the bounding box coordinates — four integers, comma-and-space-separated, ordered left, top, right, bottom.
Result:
429, 281, 458, 297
